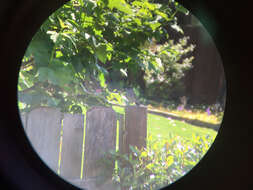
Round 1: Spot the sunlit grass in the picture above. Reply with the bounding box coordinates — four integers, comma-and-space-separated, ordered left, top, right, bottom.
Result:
147, 113, 217, 143
170, 110, 220, 124
147, 105, 222, 124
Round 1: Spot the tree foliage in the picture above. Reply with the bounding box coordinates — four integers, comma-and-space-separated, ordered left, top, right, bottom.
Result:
18, 0, 195, 113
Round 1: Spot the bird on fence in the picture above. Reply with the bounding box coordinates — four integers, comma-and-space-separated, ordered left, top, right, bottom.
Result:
125, 88, 140, 106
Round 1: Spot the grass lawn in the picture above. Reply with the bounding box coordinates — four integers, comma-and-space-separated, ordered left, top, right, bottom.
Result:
147, 105, 222, 125
112, 105, 218, 143
147, 113, 217, 142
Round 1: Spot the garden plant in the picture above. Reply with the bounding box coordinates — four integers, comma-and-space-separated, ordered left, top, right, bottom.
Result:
98, 133, 215, 190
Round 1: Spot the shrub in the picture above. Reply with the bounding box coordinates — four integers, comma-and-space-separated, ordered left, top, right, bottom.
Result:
98, 133, 215, 190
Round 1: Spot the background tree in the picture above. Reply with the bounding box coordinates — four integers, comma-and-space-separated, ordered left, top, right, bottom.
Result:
18, 0, 195, 113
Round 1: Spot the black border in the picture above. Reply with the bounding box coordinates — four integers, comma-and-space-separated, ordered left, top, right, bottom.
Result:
0, 0, 252, 190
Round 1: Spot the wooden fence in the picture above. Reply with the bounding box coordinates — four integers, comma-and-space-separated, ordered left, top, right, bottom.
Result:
20, 106, 147, 190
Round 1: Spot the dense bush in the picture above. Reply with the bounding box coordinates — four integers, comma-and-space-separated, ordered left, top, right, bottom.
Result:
99, 133, 215, 190
143, 37, 195, 102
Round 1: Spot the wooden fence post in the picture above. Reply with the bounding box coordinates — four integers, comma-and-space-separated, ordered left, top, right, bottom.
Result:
60, 113, 84, 179
125, 106, 147, 154
82, 106, 117, 190
26, 107, 62, 173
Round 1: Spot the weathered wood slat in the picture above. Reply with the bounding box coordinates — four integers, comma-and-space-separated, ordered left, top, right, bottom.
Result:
26, 107, 62, 173
20, 112, 27, 130
125, 106, 147, 154
84, 106, 117, 180
60, 113, 84, 179
69, 178, 119, 190
118, 114, 126, 154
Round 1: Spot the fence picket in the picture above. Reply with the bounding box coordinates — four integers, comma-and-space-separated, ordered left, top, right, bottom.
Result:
26, 107, 62, 173
83, 106, 117, 188
125, 106, 147, 154
60, 113, 84, 179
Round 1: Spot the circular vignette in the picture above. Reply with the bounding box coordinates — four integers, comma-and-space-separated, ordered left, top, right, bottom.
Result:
0, 0, 240, 190
18, 2, 225, 189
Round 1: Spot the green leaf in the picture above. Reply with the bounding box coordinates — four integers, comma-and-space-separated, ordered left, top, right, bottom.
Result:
175, 3, 189, 15
144, 2, 156, 11
58, 17, 67, 29
133, 18, 142, 26
149, 60, 160, 72
108, 0, 133, 15
25, 30, 54, 67
155, 10, 170, 21
53, 66, 73, 85
96, 45, 107, 64
146, 163, 153, 170
149, 22, 161, 31
66, 18, 80, 29
140, 151, 148, 158
84, 0, 97, 16
60, 33, 77, 50
166, 156, 174, 167
55, 50, 63, 58
98, 72, 106, 87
